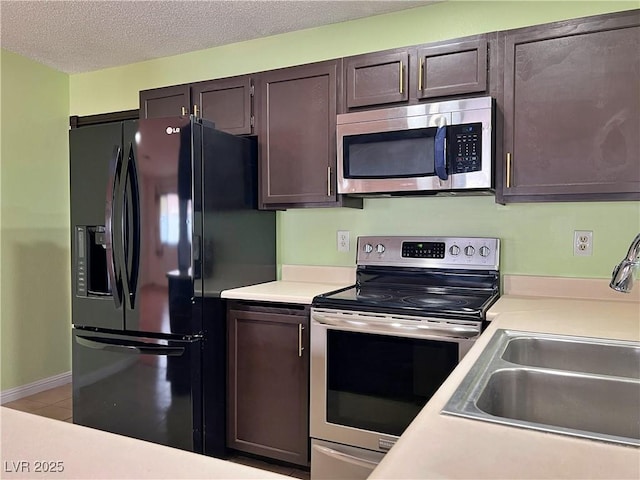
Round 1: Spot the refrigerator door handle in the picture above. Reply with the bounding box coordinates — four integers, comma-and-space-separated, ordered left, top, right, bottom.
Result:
129, 143, 141, 309
105, 145, 124, 308
193, 234, 201, 279
121, 142, 141, 310
75, 335, 186, 357
122, 143, 140, 310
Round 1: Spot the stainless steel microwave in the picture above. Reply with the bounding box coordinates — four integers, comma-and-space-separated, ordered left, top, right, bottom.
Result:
336, 96, 494, 196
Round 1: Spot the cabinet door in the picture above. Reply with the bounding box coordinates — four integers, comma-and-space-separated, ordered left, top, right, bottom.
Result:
227, 307, 309, 466
499, 11, 640, 202
256, 60, 343, 207
139, 84, 190, 119
345, 51, 410, 109
416, 37, 488, 99
191, 76, 253, 135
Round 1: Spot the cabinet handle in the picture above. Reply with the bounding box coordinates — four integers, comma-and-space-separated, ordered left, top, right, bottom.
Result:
193, 104, 199, 117
298, 324, 304, 357
181, 106, 187, 116
327, 166, 332, 197
506, 152, 513, 188
399, 61, 404, 94
419, 58, 424, 91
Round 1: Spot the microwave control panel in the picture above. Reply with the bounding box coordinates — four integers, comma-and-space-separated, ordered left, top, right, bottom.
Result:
449, 123, 482, 174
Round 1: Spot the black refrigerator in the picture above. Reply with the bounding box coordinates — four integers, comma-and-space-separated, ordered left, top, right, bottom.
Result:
70, 116, 275, 456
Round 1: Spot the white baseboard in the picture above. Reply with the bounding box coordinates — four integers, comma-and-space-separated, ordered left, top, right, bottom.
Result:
0, 371, 72, 404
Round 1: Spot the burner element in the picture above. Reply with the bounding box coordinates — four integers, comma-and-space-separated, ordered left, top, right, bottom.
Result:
401, 296, 470, 309
356, 291, 394, 302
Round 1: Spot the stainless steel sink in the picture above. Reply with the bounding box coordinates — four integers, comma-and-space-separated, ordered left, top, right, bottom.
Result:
476, 368, 640, 441
442, 329, 640, 447
502, 336, 640, 378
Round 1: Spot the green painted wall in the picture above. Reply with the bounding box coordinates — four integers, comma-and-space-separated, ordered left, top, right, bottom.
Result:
1, 50, 70, 390
280, 197, 640, 277
69, 0, 640, 280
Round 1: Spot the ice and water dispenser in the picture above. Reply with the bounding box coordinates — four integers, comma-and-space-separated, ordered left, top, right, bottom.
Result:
75, 226, 111, 297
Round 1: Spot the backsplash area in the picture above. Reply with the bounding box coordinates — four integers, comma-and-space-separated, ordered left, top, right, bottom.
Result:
277, 196, 640, 278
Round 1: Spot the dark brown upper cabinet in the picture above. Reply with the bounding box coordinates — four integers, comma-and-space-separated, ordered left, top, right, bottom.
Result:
139, 84, 190, 118
342, 35, 492, 111
416, 38, 488, 99
139, 75, 254, 135
190, 77, 253, 135
497, 10, 640, 203
255, 59, 362, 209
227, 302, 310, 466
345, 51, 410, 109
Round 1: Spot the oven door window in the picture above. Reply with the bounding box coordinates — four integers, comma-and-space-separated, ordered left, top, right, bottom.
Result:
326, 329, 458, 436
343, 128, 436, 179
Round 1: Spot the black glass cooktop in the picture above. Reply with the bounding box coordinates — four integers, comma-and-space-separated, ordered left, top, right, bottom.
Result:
314, 285, 496, 319
313, 267, 500, 321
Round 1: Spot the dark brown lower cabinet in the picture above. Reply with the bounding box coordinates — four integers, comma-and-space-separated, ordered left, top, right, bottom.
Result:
227, 302, 310, 466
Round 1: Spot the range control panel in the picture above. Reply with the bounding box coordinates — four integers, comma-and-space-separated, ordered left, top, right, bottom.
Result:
358, 236, 500, 271
401, 241, 446, 259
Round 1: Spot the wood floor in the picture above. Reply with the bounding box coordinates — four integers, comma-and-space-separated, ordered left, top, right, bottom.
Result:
2, 383, 310, 479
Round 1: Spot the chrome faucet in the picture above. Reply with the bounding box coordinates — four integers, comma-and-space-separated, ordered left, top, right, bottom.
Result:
610, 233, 640, 293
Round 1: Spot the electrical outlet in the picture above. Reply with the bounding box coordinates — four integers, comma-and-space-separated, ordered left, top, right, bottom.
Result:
337, 230, 350, 252
574, 230, 593, 256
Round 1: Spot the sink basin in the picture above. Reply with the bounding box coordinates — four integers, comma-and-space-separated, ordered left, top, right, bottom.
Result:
476, 369, 640, 441
502, 337, 640, 378
442, 329, 640, 446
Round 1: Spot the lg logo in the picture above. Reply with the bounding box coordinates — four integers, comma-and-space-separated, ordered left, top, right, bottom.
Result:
165, 127, 181, 135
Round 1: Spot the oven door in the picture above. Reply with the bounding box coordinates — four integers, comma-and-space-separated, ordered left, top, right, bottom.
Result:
310, 308, 478, 454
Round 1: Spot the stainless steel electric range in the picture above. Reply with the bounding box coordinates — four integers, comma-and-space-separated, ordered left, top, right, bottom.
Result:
309, 235, 500, 480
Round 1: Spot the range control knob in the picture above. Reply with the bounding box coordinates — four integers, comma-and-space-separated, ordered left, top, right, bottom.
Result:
363, 243, 373, 254
375, 244, 386, 254
464, 245, 475, 257
479, 246, 491, 257
449, 245, 461, 256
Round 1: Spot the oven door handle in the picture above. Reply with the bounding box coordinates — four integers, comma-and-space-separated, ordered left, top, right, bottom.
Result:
313, 444, 380, 469
312, 312, 480, 339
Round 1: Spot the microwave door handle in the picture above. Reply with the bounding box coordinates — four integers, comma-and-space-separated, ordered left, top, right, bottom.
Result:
434, 126, 448, 181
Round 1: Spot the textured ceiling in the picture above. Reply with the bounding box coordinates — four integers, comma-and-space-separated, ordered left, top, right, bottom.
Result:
0, 0, 433, 74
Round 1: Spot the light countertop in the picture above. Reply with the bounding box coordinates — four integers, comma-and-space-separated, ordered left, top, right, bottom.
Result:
221, 280, 348, 304
369, 295, 640, 480
221, 265, 355, 304
0, 407, 288, 479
